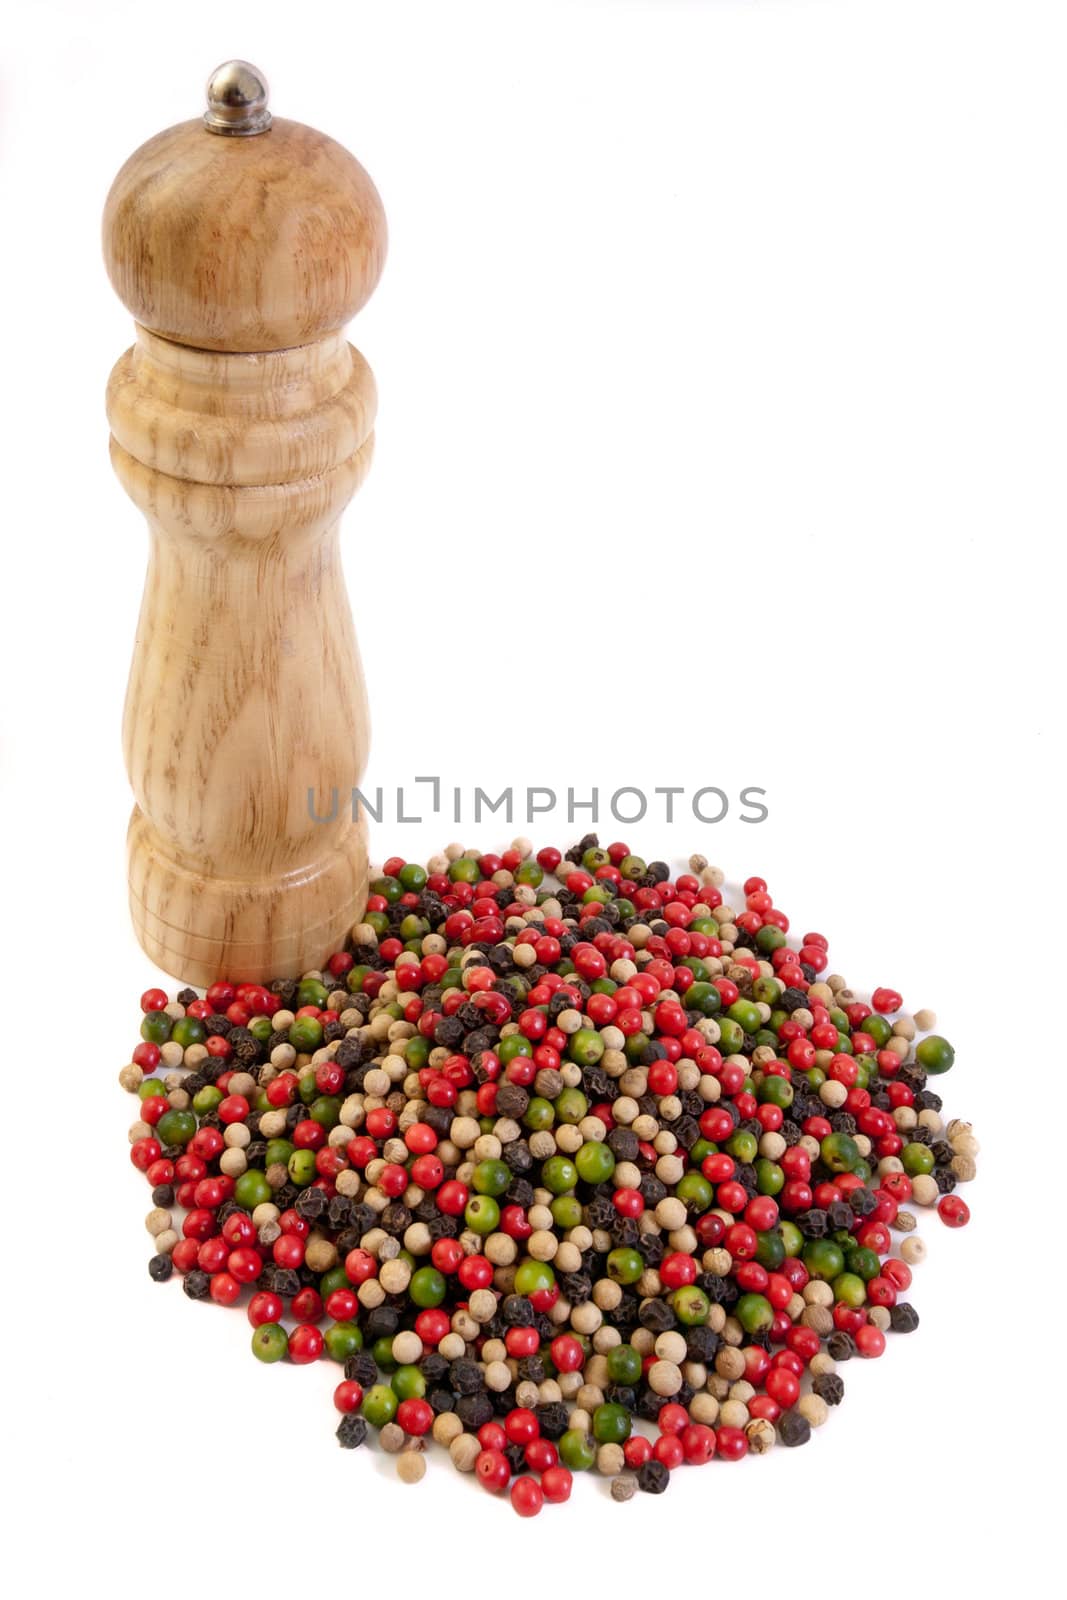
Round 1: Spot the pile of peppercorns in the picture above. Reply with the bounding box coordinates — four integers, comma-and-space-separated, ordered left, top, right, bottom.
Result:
121, 838, 976, 1513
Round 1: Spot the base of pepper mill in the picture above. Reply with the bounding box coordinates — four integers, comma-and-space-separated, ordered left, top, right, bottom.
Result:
126, 808, 368, 985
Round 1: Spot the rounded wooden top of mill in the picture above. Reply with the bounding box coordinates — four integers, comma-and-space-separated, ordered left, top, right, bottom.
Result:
102, 63, 387, 352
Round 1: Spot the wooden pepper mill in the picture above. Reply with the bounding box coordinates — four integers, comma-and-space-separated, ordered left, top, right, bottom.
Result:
103, 62, 385, 985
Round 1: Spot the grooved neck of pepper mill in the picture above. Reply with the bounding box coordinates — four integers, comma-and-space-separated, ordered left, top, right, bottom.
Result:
203, 59, 272, 136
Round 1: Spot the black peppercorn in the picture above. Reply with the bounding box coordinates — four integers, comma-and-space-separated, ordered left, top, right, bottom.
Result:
344, 1352, 378, 1387
778, 1409, 812, 1447
638, 1458, 670, 1493
336, 1413, 368, 1449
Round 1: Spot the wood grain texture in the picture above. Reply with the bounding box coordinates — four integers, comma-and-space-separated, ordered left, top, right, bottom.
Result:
106, 108, 387, 982
109, 331, 376, 985
103, 117, 386, 352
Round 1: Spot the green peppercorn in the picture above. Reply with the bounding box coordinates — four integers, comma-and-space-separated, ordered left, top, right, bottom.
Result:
464, 1194, 500, 1234
171, 1016, 206, 1048
390, 1364, 427, 1400
514, 1258, 556, 1297
736, 1292, 775, 1334
550, 1195, 583, 1230
606, 1343, 643, 1385
727, 999, 761, 1034
606, 1247, 644, 1285
675, 1172, 713, 1214
324, 1322, 364, 1362
832, 1272, 867, 1308
845, 1245, 881, 1281
862, 1014, 893, 1047
754, 1229, 786, 1271
409, 1266, 447, 1307
287, 1149, 317, 1187
398, 861, 428, 892
757, 1075, 794, 1110
555, 1087, 589, 1124
820, 1131, 860, 1173
670, 1285, 711, 1326
541, 1156, 578, 1194
289, 1017, 323, 1052
755, 1158, 785, 1196
251, 1322, 288, 1363
140, 1012, 172, 1045
372, 875, 404, 902
310, 1095, 342, 1130
361, 1384, 399, 1427
568, 1029, 604, 1067
298, 979, 330, 1009
716, 1018, 745, 1053
593, 1402, 632, 1444
156, 1108, 196, 1146
559, 1429, 597, 1471
575, 1141, 615, 1184
779, 1220, 804, 1257
902, 1141, 935, 1176
803, 1239, 846, 1280
498, 1035, 533, 1065
234, 1169, 273, 1209
684, 983, 721, 1017
915, 1034, 955, 1074
727, 1129, 758, 1164
472, 1159, 511, 1197
523, 1096, 556, 1131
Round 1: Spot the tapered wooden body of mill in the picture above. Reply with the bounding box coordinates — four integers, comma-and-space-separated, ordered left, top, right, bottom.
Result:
103, 63, 384, 985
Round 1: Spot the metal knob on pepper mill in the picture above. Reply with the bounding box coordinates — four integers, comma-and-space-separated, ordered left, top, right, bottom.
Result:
103, 62, 384, 985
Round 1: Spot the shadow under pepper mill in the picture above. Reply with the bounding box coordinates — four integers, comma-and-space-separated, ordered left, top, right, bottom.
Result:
103, 62, 384, 985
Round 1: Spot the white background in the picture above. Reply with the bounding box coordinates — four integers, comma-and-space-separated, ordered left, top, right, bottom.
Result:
2, 0, 1062, 1592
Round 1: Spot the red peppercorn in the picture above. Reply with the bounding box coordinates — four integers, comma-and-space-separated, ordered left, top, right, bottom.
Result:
288, 1324, 324, 1364
871, 986, 902, 1014
506, 1326, 541, 1359
248, 1290, 283, 1327
855, 1323, 887, 1358
475, 1448, 510, 1494
227, 1247, 263, 1284
333, 1380, 363, 1413
715, 1426, 748, 1462
510, 1476, 544, 1517
657, 1402, 689, 1436
458, 1254, 492, 1290
290, 1288, 323, 1324
540, 1465, 572, 1504
766, 1367, 800, 1408
623, 1435, 653, 1469
396, 1398, 434, 1436
681, 1423, 717, 1464
198, 1237, 228, 1274
130, 1137, 162, 1172
653, 1434, 685, 1469
504, 1408, 539, 1446
549, 1334, 584, 1372
938, 1194, 970, 1228
171, 1239, 199, 1274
